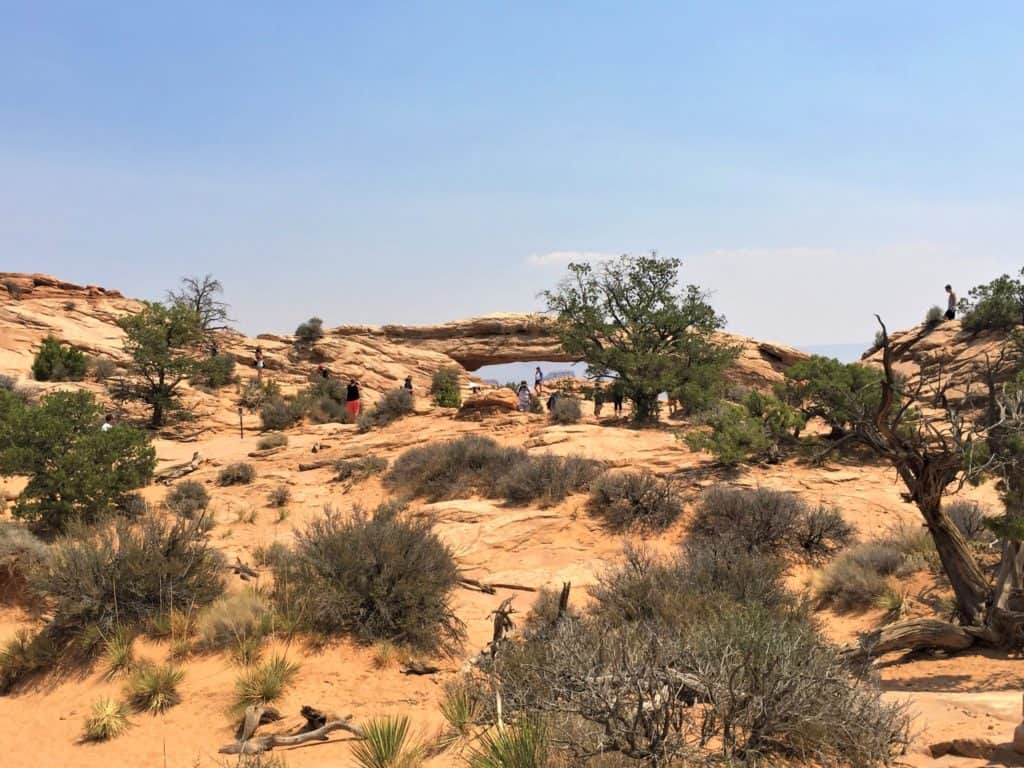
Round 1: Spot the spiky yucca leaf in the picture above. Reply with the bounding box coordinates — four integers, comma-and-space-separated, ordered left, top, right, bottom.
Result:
83, 696, 131, 741
467, 720, 548, 768
352, 715, 423, 768
126, 663, 184, 714
232, 653, 300, 713
101, 626, 135, 680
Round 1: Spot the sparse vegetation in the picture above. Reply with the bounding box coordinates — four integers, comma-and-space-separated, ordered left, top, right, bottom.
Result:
126, 663, 184, 714
925, 305, 945, 327
82, 696, 131, 741
387, 435, 599, 505
259, 396, 305, 431
467, 720, 547, 768
218, 462, 255, 486
335, 455, 388, 482
351, 715, 423, 768
2, 279, 23, 299
195, 590, 273, 658
0, 523, 48, 604
166, 274, 232, 332
165, 479, 210, 518
548, 395, 581, 424
431, 366, 462, 408
586, 471, 682, 531
959, 270, 1024, 331
32, 335, 87, 381
0, 389, 155, 531
272, 503, 463, 653
359, 388, 414, 431
946, 499, 994, 542
101, 627, 136, 680
196, 352, 237, 388
232, 654, 300, 713
91, 356, 118, 381
257, 432, 288, 450
295, 316, 324, 344
268, 484, 290, 508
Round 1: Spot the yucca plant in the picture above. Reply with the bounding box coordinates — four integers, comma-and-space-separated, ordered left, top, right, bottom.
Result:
351, 715, 423, 768
439, 681, 483, 746
232, 633, 265, 667
372, 642, 397, 670
101, 626, 135, 680
467, 720, 548, 768
83, 696, 131, 741
126, 663, 184, 714
875, 585, 906, 624
232, 653, 300, 713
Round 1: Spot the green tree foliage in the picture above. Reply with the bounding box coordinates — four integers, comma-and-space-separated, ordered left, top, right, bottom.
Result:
0, 390, 155, 531
431, 366, 462, 408
118, 302, 204, 427
543, 253, 735, 422
959, 270, 1024, 331
779, 355, 883, 437
31, 336, 87, 382
687, 391, 803, 465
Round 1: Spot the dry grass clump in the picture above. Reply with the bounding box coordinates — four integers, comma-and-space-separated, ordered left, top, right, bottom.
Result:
218, 462, 256, 486
257, 432, 288, 450
232, 653, 300, 714
82, 696, 131, 741
125, 663, 184, 714
195, 590, 274, 663
336, 456, 389, 483
586, 471, 682, 531
165, 479, 210, 518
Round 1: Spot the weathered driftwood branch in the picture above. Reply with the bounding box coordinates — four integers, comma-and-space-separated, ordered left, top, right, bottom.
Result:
458, 576, 537, 594
220, 705, 365, 755
154, 451, 205, 484
248, 446, 286, 459
841, 618, 981, 661
298, 459, 335, 472
230, 558, 259, 581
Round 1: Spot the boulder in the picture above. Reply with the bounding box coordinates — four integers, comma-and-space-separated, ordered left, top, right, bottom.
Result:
456, 389, 520, 419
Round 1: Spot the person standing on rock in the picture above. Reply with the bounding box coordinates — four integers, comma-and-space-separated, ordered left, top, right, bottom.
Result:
404, 375, 413, 394
254, 347, 265, 381
534, 366, 544, 395
517, 381, 531, 412
346, 379, 361, 417
945, 285, 958, 320
593, 383, 605, 417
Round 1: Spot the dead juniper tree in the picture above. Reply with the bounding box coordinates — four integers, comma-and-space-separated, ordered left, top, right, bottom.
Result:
167, 274, 232, 333
846, 318, 1024, 656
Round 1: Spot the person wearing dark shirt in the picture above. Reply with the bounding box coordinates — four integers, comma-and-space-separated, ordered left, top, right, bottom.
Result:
403, 375, 413, 394
346, 380, 361, 417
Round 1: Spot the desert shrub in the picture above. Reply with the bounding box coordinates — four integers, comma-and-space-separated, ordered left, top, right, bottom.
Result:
0, 523, 48, 604
165, 480, 210, 518
925, 305, 945, 326
0, 374, 14, 391
945, 499, 994, 542
795, 506, 856, 560
467, 720, 548, 768
252, 541, 291, 569
431, 366, 462, 408
352, 714, 424, 768
294, 316, 324, 343
960, 271, 1024, 331
218, 462, 255, 486
586, 471, 682, 532
232, 654, 299, 713
0, 389, 155, 531
83, 696, 131, 741
195, 590, 273, 654
126, 663, 183, 713
814, 536, 928, 612
2, 279, 23, 299
549, 396, 582, 424
259, 396, 305, 431
691, 486, 801, 555
335, 455, 389, 482
239, 378, 281, 411
779, 355, 884, 437
0, 630, 57, 692
440, 679, 485, 742
30, 515, 224, 659
495, 454, 601, 507
272, 503, 463, 653
359, 388, 414, 432
101, 627, 136, 680
687, 402, 769, 465
32, 336, 87, 382
267, 485, 290, 508
387, 435, 599, 505
92, 357, 118, 381
119, 493, 150, 519
257, 432, 288, 450
196, 353, 236, 389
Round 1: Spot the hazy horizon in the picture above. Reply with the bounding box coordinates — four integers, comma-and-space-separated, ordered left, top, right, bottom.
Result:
3, 4, 1022, 350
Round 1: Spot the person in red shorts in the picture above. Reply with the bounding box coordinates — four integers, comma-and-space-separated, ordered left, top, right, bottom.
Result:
346, 379, 361, 417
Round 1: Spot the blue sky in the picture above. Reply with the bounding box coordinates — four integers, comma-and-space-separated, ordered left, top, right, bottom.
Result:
2, 2, 1022, 349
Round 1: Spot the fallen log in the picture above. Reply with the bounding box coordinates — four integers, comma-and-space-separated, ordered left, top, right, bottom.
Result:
230, 558, 259, 581
154, 452, 205, 484
401, 660, 442, 675
458, 576, 537, 594
248, 446, 286, 459
841, 618, 981, 661
298, 459, 335, 472
220, 704, 365, 755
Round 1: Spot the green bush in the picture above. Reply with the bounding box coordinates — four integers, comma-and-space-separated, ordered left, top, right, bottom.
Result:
925, 305, 945, 326
690, 486, 852, 561
29, 515, 224, 665
960, 271, 1024, 331
335, 455, 388, 482
239, 378, 280, 411
257, 432, 288, 450
195, 353, 236, 389
294, 316, 324, 343
431, 366, 463, 408
586, 471, 683, 531
780, 355, 883, 436
0, 523, 48, 605
125, 663, 183, 713
31, 336, 87, 381
548, 396, 582, 424
232, 653, 299, 713
358, 388, 414, 432
218, 462, 255, 486
272, 503, 463, 653
686, 402, 769, 465
164, 480, 210, 519
0, 390, 155, 532
259, 396, 305, 431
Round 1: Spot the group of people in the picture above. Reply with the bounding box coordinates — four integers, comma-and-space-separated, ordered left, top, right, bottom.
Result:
515, 371, 624, 417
